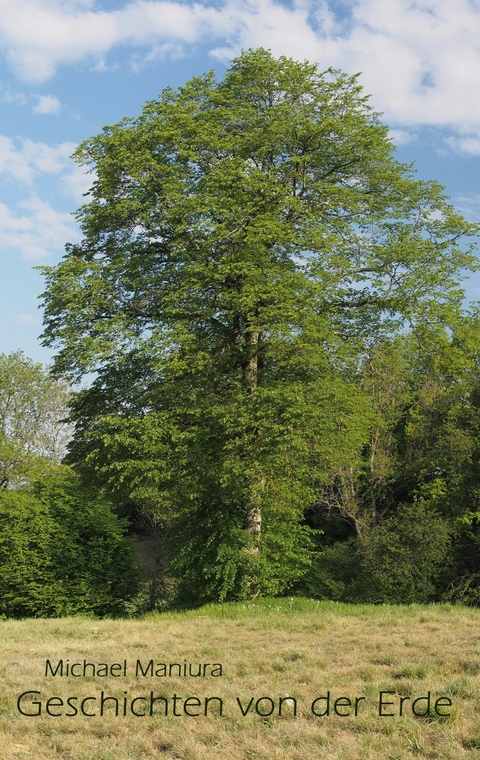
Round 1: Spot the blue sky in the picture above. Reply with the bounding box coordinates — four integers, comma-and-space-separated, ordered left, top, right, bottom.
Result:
1, 0, 480, 364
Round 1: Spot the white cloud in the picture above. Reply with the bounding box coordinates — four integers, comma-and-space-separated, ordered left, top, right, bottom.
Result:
453, 193, 480, 223
32, 93, 61, 114
445, 133, 480, 156
0, 0, 480, 149
11, 313, 38, 324
91, 55, 119, 72
388, 129, 416, 146
62, 163, 95, 202
0, 195, 79, 260
0, 85, 27, 105
130, 41, 184, 72
0, 136, 76, 184
331, 0, 480, 128
0, 0, 223, 81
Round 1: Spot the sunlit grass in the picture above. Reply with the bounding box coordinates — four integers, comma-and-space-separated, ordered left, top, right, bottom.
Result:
0, 600, 479, 759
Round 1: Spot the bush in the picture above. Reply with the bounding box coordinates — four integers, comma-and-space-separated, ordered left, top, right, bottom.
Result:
358, 501, 450, 603
0, 469, 139, 617
298, 502, 451, 604
442, 511, 480, 606
295, 540, 362, 602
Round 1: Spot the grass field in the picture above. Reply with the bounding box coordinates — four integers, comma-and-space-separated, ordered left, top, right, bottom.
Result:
1, 598, 479, 759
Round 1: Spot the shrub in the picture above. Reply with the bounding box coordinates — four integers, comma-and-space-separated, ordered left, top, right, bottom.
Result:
298, 502, 450, 604
358, 501, 450, 603
0, 468, 139, 617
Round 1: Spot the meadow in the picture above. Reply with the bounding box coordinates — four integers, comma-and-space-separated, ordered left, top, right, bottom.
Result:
1, 599, 479, 760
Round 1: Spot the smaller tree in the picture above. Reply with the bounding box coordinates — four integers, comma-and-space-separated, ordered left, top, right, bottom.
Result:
0, 351, 71, 488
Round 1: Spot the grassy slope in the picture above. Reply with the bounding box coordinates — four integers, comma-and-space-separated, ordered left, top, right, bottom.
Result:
0, 599, 479, 759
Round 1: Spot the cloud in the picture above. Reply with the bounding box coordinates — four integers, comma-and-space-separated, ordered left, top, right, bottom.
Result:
388, 129, 416, 146
62, 163, 96, 202
32, 93, 61, 114
0, 0, 223, 81
444, 133, 480, 156
0, 85, 27, 105
0, 195, 79, 260
453, 193, 480, 223
0, 135, 93, 207
0, 136, 76, 184
0, 0, 480, 148
11, 313, 38, 324
130, 40, 184, 72
329, 0, 480, 131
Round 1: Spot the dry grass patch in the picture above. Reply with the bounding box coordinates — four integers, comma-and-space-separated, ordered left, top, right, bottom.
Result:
0, 600, 478, 759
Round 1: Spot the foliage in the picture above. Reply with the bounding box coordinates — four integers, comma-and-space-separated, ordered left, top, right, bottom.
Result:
300, 319, 480, 605
443, 511, 480, 606
0, 351, 71, 488
294, 540, 361, 602
0, 467, 139, 617
358, 501, 450, 603
39, 49, 479, 602
298, 501, 451, 606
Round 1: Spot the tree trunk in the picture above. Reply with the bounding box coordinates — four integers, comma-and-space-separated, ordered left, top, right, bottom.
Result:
243, 329, 262, 553
244, 330, 259, 392
243, 481, 264, 555
245, 484, 262, 538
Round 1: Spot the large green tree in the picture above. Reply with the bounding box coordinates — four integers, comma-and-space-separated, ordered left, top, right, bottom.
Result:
40, 49, 478, 601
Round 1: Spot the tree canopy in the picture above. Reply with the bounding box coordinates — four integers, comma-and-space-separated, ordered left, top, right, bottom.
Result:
0, 351, 71, 489
40, 49, 479, 602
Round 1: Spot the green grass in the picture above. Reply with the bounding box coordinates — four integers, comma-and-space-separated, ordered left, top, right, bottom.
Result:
0, 600, 478, 759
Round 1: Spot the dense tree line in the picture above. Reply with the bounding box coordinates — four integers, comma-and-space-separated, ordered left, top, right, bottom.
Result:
2, 49, 479, 616
300, 323, 480, 604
